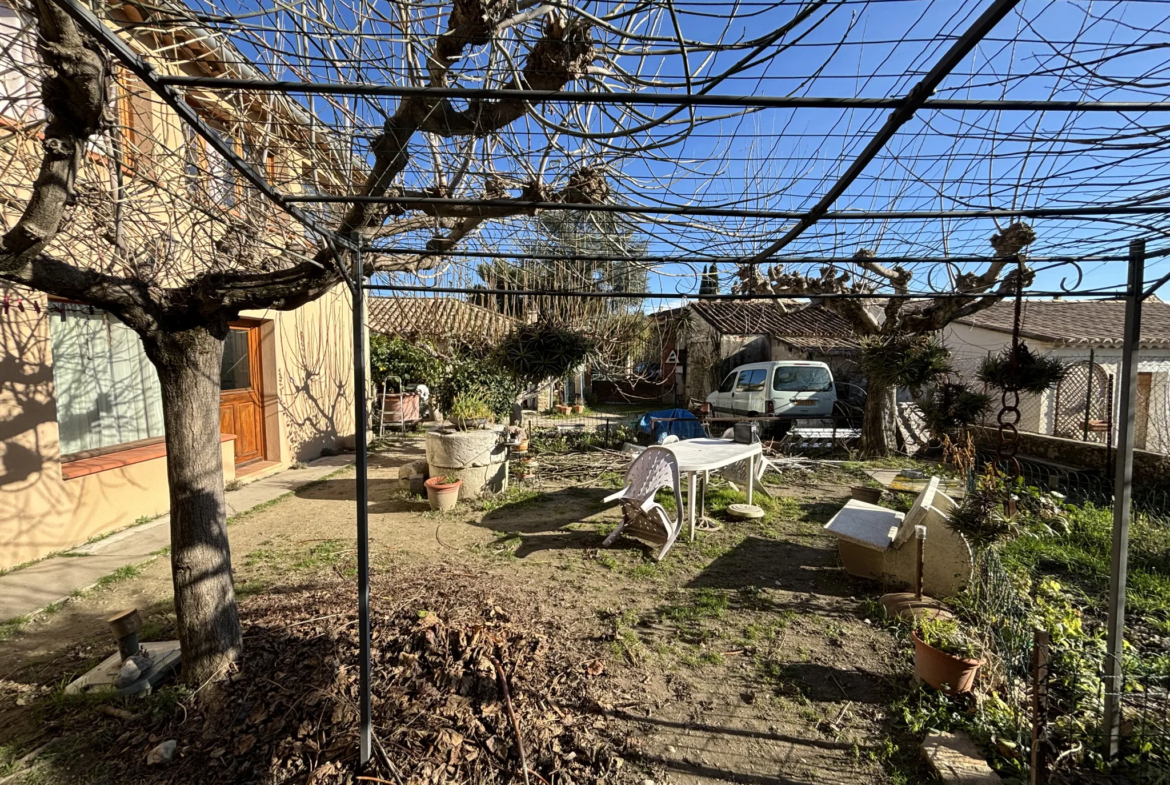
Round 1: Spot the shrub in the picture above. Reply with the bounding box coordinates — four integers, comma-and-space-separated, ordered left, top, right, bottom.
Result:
434, 350, 521, 421
861, 334, 952, 393
497, 320, 594, 383
369, 334, 442, 388
917, 382, 990, 438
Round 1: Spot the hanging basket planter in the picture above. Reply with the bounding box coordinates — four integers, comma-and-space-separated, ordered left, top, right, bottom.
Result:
977, 342, 1067, 395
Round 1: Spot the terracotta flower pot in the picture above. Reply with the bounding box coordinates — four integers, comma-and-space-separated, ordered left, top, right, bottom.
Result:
851, 486, 883, 505
514, 439, 529, 453
424, 476, 462, 511
572, 404, 584, 414
555, 405, 571, 415
912, 631, 981, 695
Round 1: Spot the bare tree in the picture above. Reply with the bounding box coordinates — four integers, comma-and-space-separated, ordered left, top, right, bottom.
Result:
736, 222, 1036, 456
0, 0, 632, 685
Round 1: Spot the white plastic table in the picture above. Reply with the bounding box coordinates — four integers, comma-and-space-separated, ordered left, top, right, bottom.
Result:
658, 438, 763, 540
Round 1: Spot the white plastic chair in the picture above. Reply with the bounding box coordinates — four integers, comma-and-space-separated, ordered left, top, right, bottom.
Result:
601, 446, 684, 561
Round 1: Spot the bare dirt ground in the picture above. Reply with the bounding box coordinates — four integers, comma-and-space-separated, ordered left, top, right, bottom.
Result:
0, 438, 926, 784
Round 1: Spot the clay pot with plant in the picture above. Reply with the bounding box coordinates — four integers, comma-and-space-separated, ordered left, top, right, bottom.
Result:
501, 425, 528, 451
554, 404, 571, 415
424, 475, 462, 511
450, 393, 492, 431
912, 616, 982, 694
572, 404, 584, 414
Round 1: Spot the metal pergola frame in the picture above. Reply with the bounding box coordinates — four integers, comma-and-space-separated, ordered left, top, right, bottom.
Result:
47, 0, 1170, 771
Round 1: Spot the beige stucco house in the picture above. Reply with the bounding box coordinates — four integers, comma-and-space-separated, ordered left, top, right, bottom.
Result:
0, 0, 359, 569
944, 299, 1170, 455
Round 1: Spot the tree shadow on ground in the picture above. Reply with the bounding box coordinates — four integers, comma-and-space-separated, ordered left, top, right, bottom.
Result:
292, 478, 428, 514
580, 703, 882, 785
473, 487, 641, 558
684, 535, 855, 599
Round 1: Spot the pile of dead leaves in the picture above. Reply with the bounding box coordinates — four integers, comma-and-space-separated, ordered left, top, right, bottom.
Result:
89, 569, 634, 784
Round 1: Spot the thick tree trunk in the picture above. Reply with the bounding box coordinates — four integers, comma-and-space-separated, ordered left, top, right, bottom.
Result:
142, 325, 242, 686
860, 381, 898, 458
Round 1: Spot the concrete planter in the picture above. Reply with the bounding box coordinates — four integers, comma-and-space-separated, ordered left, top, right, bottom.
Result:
426, 428, 508, 499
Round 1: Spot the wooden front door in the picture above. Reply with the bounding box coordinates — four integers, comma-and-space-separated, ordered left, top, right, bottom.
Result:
220, 321, 265, 465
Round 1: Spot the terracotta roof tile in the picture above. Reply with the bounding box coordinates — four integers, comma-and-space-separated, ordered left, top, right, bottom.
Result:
954, 299, 1170, 348
690, 301, 859, 347
368, 296, 519, 342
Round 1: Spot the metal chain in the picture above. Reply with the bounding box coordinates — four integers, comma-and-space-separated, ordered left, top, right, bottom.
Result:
996, 254, 1024, 482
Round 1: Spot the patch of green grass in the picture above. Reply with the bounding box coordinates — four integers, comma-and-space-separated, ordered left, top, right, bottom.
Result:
488, 531, 523, 558
291, 539, 347, 570
599, 608, 644, 664
136, 615, 174, 641
597, 471, 625, 489
476, 486, 549, 513
92, 563, 145, 591
595, 553, 620, 571
235, 576, 272, 599
657, 588, 730, 624
628, 561, 662, 580
1001, 502, 1170, 619
0, 615, 31, 642
224, 478, 244, 492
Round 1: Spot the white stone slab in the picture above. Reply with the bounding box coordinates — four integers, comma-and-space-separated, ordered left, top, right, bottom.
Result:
824, 499, 904, 551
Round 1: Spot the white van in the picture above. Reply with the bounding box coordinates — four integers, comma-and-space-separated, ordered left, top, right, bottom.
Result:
706, 360, 836, 418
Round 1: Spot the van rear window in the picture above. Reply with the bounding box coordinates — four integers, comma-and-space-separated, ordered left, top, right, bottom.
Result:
773, 366, 832, 392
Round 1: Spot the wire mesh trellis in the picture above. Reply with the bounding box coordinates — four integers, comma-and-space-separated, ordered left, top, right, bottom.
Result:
967, 451, 1170, 783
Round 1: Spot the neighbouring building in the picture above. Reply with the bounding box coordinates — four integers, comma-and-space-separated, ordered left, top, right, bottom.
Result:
658, 301, 861, 404
368, 296, 520, 351
0, 0, 359, 569
944, 299, 1170, 455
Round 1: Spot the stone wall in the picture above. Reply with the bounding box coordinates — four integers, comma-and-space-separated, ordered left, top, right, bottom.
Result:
970, 426, 1170, 486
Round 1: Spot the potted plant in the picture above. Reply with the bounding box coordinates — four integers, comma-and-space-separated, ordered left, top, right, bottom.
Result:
501, 425, 528, 451
911, 616, 982, 695
571, 403, 585, 414
555, 404, 571, 416
424, 475, 462, 511
450, 393, 492, 430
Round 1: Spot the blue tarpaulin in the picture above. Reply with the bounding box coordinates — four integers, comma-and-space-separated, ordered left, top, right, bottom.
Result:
637, 409, 707, 442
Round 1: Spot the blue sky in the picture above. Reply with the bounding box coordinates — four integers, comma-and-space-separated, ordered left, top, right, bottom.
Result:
175, 0, 1170, 301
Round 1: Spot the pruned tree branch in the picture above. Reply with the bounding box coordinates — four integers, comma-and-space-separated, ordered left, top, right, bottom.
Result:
0, 0, 108, 274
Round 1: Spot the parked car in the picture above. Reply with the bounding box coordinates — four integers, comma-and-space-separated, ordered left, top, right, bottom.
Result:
706, 360, 837, 418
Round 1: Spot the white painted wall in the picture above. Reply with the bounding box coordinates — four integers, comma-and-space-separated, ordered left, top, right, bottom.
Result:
942, 322, 1170, 454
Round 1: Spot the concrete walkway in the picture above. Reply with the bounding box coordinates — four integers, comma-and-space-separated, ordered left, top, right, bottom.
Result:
0, 456, 353, 622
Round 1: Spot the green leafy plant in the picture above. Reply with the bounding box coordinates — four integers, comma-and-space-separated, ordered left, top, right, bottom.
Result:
449, 392, 493, 424
916, 616, 980, 660
861, 334, 952, 394
434, 350, 522, 420
949, 467, 1067, 549
917, 382, 990, 439
369, 334, 442, 388
977, 342, 1067, 394
496, 320, 595, 383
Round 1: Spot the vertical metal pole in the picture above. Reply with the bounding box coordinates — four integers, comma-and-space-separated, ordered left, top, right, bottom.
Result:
1102, 238, 1145, 759
351, 234, 372, 768
1031, 628, 1051, 785
1083, 348, 1095, 442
